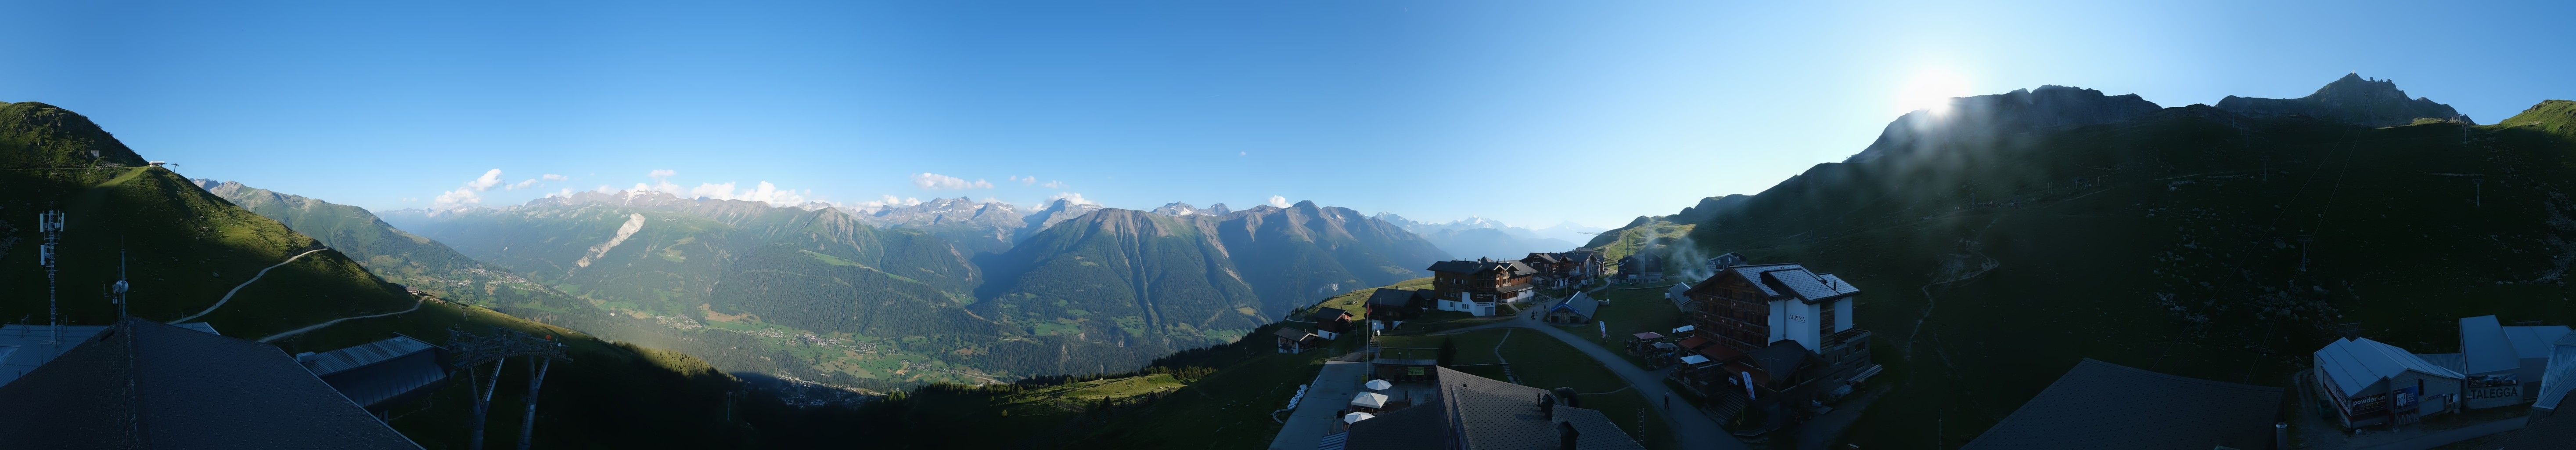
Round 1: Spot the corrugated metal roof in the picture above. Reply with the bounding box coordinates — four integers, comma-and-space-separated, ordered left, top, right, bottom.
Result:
2315, 337, 2463, 396
298, 334, 437, 376
299, 335, 449, 410
2463, 316, 2522, 374
2502, 325, 2572, 360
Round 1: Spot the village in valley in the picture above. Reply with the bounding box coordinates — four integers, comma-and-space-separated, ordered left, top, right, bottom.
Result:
1259, 245, 2576, 449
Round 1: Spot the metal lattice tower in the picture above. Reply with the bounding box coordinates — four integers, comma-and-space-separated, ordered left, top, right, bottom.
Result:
446, 327, 572, 450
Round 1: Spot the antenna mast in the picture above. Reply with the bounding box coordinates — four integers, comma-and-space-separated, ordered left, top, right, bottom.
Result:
37, 208, 65, 344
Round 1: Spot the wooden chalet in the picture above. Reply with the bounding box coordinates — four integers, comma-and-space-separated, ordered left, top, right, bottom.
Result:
1309, 308, 1356, 340
1670, 261, 1878, 430
1364, 289, 1432, 328
1426, 258, 1540, 317
1275, 327, 1324, 354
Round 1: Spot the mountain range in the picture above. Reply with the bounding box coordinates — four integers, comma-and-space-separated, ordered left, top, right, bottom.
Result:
1588, 75, 2576, 446
371, 189, 1447, 387
1373, 213, 1595, 260
0, 101, 866, 448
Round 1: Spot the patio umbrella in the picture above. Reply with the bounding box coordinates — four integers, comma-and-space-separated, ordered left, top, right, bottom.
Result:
1364, 379, 1392, 391
1343, 412, 1375, 424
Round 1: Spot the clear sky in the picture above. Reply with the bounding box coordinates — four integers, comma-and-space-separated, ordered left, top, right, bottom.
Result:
4, 0, 2570, 227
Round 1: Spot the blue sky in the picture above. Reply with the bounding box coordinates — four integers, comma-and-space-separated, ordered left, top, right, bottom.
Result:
4, 0, 2571, 227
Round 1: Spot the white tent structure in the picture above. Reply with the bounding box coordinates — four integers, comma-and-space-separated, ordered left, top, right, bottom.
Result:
2538, 334, 2576, 412
1342, 412, 1374, 424
1363, 379, 1391, 391
1350, 392, 1389, 409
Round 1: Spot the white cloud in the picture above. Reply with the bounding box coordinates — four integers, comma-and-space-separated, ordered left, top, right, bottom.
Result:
542, 174, 568, 181
432, 189, 481, 209
912, 172, 992, 190
1047, 192, 1096, 206
1239, 151, 1247, 157
1007, 175, 1038, 185
593, 185, 615, 193
431, 169, 509, 209
465, 169, 504, 191
1042, 180, 1066, 189
400, 197, 417, 203
507, 178, 541, 190
649, 169, 677, 178
1267, 196, 1290, 208
686, 181, 813, 205
855, 195, 924, 209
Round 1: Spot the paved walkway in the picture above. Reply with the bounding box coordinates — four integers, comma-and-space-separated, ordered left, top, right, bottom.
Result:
1444, 316, 1749, 450
1269, 359, 1370, 450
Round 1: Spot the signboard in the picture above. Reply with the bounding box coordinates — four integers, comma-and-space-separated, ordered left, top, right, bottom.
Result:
2393, 385, 2420, 408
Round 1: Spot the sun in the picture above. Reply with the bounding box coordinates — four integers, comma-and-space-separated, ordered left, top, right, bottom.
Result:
1895, 69, 1975, 116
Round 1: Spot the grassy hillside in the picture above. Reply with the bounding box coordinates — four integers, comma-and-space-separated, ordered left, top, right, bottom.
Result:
1603, 96, 2576, 446
0, 104, 869, 448
200, 179, 571, 307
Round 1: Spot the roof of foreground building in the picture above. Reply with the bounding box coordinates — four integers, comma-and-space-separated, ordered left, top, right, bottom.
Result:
0, 317, 422, 450
1962, 358, 2282, 450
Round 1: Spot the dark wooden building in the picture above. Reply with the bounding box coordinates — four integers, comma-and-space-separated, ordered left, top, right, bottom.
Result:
1426, 258, 1539, 317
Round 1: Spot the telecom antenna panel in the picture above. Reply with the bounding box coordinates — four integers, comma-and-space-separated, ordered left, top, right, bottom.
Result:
37, 210, 65, 343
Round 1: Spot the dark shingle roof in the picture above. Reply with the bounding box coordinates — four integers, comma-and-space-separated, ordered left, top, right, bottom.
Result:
1961, 358, 2283, 450
1342, 367, 1645, 450
0, 317, 423, 449
1428, 260, 1488, 274
1276, 327, 1315, 341
1427, 260, 1542, 278
1367, 289, 1423, 308
1523, 253, 1565, 264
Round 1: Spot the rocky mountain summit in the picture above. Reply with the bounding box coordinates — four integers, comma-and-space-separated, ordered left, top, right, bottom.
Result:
2216, 73, 2470, 127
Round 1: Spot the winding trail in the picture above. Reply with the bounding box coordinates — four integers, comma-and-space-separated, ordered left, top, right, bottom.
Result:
173, 248, 327, 323
255, 297, 424, 342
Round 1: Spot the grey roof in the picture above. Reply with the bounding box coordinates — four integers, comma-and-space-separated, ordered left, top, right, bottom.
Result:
1749, 340, 1813, 382
1961, 358, 2284, 450
1545, 293, 1601, 319
2503, 325, 2572, 359
2314, 337, 2463, 396
1366, 289, 1423, 308
1308, 308, 1354, 323
1523, 253, 1565, 264
0, 322, 217, 387
1276, 327, 1316, 341
0, 317, 422, 449
1343, 367, 1645, 450
1719, 263, 1860, 304
2463, 316, 2522, 374
1426, 260, 1541, 278
298, 334, 438, 376
298, 335, 449, 410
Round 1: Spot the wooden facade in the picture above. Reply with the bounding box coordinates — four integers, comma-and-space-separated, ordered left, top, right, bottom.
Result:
1685, 275, 1773, 354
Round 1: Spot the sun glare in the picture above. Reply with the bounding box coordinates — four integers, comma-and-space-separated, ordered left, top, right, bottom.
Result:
1896, 69, 1974, 116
